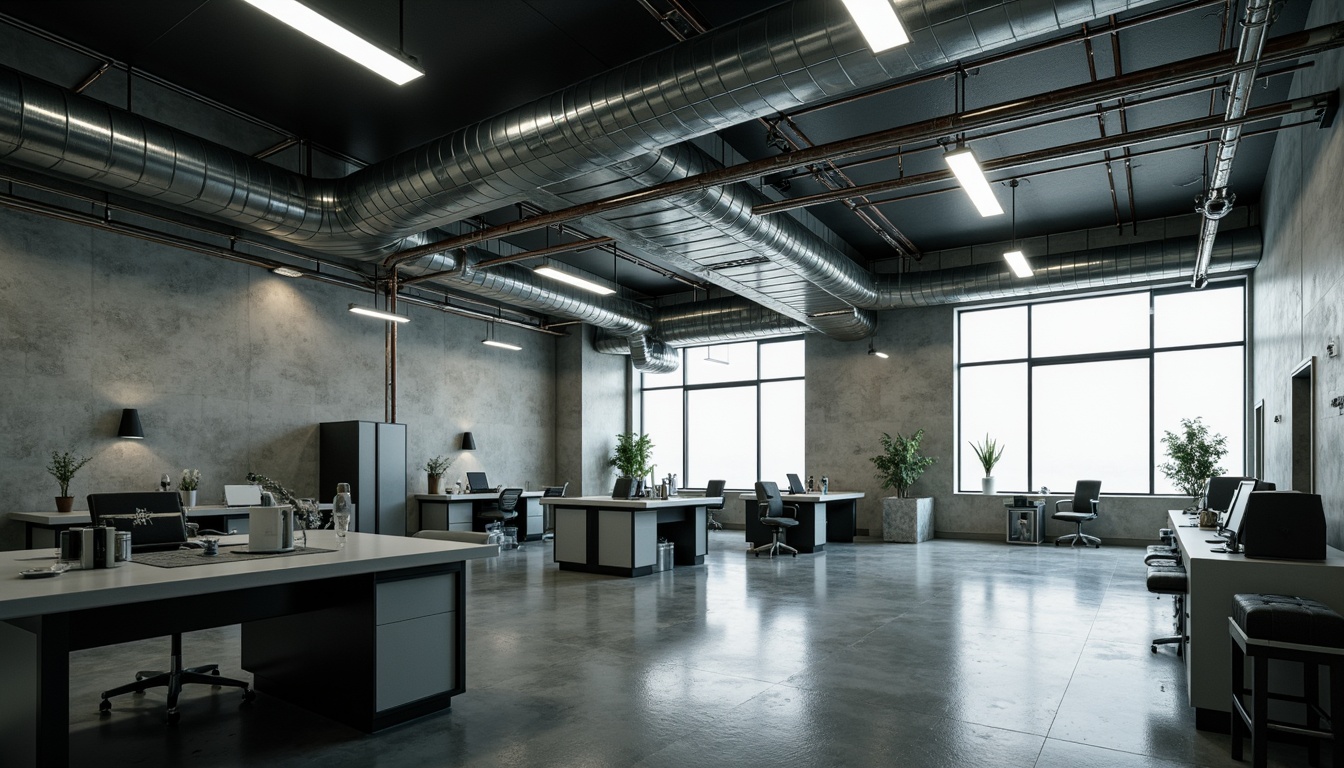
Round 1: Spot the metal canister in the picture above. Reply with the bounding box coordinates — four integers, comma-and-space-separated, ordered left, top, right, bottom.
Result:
114, 531, 132, 563
59, 528, 85, 565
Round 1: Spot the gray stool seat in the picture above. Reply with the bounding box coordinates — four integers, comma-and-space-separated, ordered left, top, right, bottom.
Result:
1146, 566, 1187, 655
1230, 593, 1344, 768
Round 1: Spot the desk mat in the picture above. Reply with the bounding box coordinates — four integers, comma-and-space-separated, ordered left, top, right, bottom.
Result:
131, 545, 336, 569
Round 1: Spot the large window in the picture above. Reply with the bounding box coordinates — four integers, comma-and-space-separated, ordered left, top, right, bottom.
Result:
641, 338, 804, 489
957, 283, 1245, 495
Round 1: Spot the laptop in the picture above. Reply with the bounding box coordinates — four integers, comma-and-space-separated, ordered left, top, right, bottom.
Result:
224, 484, 263, 507
786, 473, 806, 494
466, 472, 490, 493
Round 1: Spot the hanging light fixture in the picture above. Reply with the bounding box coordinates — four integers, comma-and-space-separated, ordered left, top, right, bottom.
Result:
348, 305, 409, 323
945, 146, 1003, 217
840, 0, 910, 53
242, 0, 425, 85
1003, 179, 1033, 278
534, 261, 615, 295
481, 318, 521, 351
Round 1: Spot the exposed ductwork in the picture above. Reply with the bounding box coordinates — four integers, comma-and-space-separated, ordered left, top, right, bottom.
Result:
1191, 0, 1273, 288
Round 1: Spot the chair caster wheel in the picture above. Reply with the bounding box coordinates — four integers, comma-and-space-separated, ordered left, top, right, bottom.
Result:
242, 689, 256, 704
1151, 645, 1158, 654
99, 699, 111, 713
165, 708, 180, 725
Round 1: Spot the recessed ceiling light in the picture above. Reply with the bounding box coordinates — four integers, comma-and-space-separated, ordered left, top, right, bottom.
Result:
482, 339, 523, 351
242, 0, 425, 85
944, 148, 1004, 217
840, 0, 911, 53
348, 304, 410, 323
272, 266, 304, 278
534, 265, 616, 295
1003, 250, 1034, 278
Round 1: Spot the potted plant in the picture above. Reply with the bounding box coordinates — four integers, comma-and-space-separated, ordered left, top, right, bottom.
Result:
969, 434, 1005, 495
424, 455, 453, 495
178, 468, 201, 508
47, 449, 92, 514
1159, 416, 1228, 511
609, 433, 654, 495
869, 430, 938, 543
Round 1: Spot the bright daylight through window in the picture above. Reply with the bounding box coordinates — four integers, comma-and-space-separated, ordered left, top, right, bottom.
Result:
641, 338, 805, 489
957, 283, 1245, 495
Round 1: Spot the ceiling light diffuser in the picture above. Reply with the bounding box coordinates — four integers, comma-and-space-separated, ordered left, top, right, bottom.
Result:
944, 148, 1004, 217
840, 0, 911, 53
534, 265, 616, 295
482, 339, 523, 351
1003, 250, 1034, 279
349, 304, 410, 323
271, 266, 304, 277
242, 0, 425, 85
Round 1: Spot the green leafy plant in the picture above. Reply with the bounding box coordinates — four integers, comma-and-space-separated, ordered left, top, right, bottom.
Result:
423, 455, 454, 477
47, 450, 92, 497
870, 430, 937, 498
178, 468, 201, 491
609, 433, 654, 479
1159, 417, 1228, 508
969, 434, 1005, 476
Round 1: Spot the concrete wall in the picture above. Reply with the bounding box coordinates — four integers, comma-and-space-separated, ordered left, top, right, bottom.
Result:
1254, 0, 1344, 547
555, 325, 629, 497
0, 207, 556, 549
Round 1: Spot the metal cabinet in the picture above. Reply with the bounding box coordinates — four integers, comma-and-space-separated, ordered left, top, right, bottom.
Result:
1005, 502, 1045, 544
320, 421, 407, 536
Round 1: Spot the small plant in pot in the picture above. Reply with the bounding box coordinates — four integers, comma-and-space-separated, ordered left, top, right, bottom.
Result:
969, 434, 1005, 495
424, 455, 454, 495
609, 433, 654, 495
1159, 416, 1228, 512
870, 430, 937, 498
178, 468, 201, 508
47, 450, 92, 513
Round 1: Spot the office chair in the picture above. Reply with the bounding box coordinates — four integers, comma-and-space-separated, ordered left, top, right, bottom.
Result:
87, 492, 253, 723
541, 483, 567, 540
751, 481, 799, 557
479, 487, 524, 546
1052, 480, 1102, 548
704, 479, 726, 530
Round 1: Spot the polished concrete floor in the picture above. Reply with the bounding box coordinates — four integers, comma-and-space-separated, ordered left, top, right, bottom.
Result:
67, 534, 1318, 767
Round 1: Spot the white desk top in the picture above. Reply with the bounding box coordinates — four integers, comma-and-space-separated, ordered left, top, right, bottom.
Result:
414, 491, 544, 501
9, 504, 333, 526
539, 495, 722, 510
736, 492, 866, 502
0, 531, 496, 621
1167, 509, 1344, 565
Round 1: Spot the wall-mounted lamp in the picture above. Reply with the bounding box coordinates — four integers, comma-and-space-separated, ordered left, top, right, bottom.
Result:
117, 408, 144, 439
867, 340, 889, 359
1273, 415, 1282, 423
460, 432, 476, 451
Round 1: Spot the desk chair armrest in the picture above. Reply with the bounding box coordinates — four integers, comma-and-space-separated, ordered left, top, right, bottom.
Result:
1090, 498, 1100, 514
1054, 499, 1072, 513
782, 503, 800, 519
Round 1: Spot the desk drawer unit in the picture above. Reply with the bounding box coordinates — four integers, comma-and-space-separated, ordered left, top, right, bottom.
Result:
375, 573, 456, 712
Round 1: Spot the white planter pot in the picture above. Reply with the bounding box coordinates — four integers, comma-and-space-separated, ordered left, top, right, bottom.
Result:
180, 489, 197, 508
981, 476, 996, 495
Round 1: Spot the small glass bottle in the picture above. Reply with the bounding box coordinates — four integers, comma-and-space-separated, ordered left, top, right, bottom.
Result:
333, 482, 353, 538
821, 476, 829, 495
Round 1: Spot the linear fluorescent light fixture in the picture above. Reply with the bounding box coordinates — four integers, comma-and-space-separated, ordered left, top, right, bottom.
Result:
1003, 250, 1034, 279
944, 148, 1004, 217
534, 265, 616, 296
242, 0, 425, 85
271, 266, 304, 278
348, 304, 410, 323
482, 339, 523, 351
841, 0, 910, 53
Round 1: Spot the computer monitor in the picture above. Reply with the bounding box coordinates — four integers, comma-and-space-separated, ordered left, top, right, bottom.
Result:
786, 473, 806, 494
1220, 479, 1259, 552
1205, 476, 1254, 512
466, 472, 490, 492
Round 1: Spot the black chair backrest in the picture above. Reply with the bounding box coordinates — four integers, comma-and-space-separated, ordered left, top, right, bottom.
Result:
87, 492, 188, 547
498, 488, 524, 512
1071, 480, 1102, 514
542, 484, 567, 497
755, 481, 786, 519
704, 480, 726, 510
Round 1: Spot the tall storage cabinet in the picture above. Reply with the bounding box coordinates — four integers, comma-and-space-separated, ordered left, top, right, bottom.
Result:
320, 421, 408, 535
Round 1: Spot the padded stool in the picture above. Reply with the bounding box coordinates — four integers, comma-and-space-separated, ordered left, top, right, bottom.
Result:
1230, 593, 1344, 768
1147, 565, 1188, 656
1145, 544, 1179, 565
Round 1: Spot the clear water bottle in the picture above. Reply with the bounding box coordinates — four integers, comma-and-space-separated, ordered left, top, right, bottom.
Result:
821, 476, 829, 495
333, 482, 353, 537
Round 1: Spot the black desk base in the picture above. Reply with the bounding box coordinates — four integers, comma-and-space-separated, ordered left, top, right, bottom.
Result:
743, 498, 858, 553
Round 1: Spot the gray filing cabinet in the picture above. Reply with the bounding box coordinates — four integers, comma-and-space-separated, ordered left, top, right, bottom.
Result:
320, 421, 407, 536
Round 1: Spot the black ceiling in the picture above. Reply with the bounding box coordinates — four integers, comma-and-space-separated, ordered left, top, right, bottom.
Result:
0, 0, 1319, 297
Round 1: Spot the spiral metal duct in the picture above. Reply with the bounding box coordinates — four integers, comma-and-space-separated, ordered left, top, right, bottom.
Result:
627, 334, 679, 374
592, 296, 812, 371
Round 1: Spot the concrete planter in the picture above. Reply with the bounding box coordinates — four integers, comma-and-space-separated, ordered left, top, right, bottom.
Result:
881, 497, 934, 543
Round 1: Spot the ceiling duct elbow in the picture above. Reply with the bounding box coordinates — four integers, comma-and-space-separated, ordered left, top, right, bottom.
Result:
628, 335, 679, 374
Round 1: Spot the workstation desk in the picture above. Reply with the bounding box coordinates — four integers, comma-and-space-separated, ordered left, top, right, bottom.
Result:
542, 495, 719, 577
414, 491, 545, 540
9, 504, 334, 549
1168, 509, 1344, 730
740, 492, 865, 553
0, 531, 496, 768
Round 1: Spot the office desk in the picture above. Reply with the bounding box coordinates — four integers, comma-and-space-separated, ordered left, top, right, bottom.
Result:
9, 504, 334, 549
740, 492, 865, 553
1168, 510, 1344, 730
414, 491, 545, 540
0, 531, 496, 768
542, 496, 718, 577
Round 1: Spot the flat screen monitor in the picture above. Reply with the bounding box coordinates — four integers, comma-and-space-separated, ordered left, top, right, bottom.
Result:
1220, 479, 1259, 550
786, 473, 806, 494
1206, 476, 1253, 512
466, 472, 490, 492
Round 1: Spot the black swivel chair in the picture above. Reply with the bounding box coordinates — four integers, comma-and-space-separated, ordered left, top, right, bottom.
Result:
86, 492, 253, 723
704, 479, 726, 531
541, 483, 568, 540
1052, 480, 1102, 548
751, 481, 799, 557
480, 487, 524, 544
